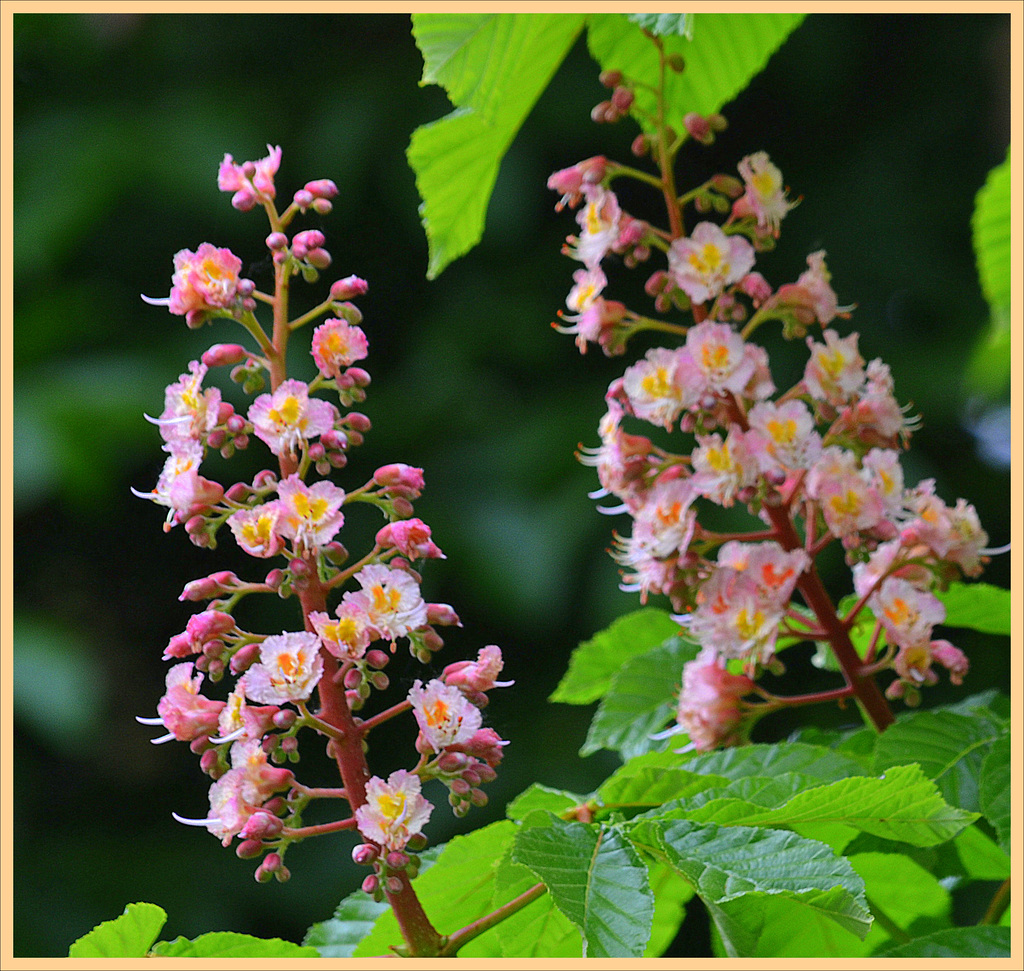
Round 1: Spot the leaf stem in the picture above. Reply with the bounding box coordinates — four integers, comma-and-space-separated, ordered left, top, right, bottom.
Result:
439, 882, 548, 956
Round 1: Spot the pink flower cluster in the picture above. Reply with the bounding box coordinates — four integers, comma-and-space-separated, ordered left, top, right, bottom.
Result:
137, 146, 509, 886
552, 131, 993, 749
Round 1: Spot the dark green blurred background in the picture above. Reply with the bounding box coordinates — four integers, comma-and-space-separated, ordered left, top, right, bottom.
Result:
12, 13, 1010, 957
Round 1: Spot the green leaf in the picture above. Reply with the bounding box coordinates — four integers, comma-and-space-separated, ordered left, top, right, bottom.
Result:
881, 925, 1011, 958
972, 149, 1011, 312
68, 902, 166, 958
979, 733, 1011, 852
598, 758, 731, 813
512, 815, 654, 957
968, 148, 1011, 394
493, 849, 583, 957
551, 607, 681, 704
506, 783, 585, 821
632, 817, 871, 956
645, 862, 694, 956
738, 765, 977, 847
935, 581, 1011, 635
409, 14, 585, 278
581, 636, 699, 759
951, 822, 1011, 880
303, 891, 392, 958
151, 933, 318, 958
352, 821, 516, 957
851, 852, 951, 955
872, 709, 1006, 813
586, 13, 806, 137
682, 741, 870, 784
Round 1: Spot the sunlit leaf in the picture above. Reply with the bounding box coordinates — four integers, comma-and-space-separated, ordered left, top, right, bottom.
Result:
352, 822, 515, 957
409, 14, 585, 278
152, 933, 317, 957
513, 815, 654, 957
586, 13, 807, 137
68, 903, 166, 958
551, 607, 681, 704
935, 581, 1011, 635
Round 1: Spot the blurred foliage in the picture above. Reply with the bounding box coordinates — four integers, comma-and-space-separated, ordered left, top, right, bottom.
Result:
11, 12, 1010, 957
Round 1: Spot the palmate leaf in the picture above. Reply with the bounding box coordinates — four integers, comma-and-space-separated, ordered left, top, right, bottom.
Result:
551, 607, 681, 704
580, 635, 700, 759
512, 814, 654, 957
633, 817, 871, 957
409, 13, 585, 278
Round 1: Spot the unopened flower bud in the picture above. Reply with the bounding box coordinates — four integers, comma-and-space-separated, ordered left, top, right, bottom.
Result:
199, 749, 222, 775
202, 343, 249, 368
306, 248, 332, 270
598, 69, 622, 88
272, 709, 296, 731
353, 843, 378, 866
331, 275, 369, 301
266, 232, 288, 251
292, 189, 314, 209
684, 112, 713, 144
469, 788, 488, 808
365, 649, 389, 670
386, 850, 409, 870
611, 87, 634, 112
236, 839, 264, 860
361, 874, 379, 895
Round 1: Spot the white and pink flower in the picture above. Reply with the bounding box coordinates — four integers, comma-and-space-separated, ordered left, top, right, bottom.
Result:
408, 679, 483, 751
242, 631, 324, 705
355, 770, 433, 852
668, 222, 755, 305
248, 380, 337, 459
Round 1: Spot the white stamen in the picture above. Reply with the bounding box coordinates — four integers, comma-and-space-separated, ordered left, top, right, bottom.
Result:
141, 293, 171, 306
588, 486, 610, 500
149, 732, 176, 745
135, 715, 164, 725
144, 412, 192, 427
130, 486, 158, 500
981, 542, 1011, 556
649, 723, 685, 741
172, 812, 217, 828
208, 727, 246, 746
596, 502, 629, 515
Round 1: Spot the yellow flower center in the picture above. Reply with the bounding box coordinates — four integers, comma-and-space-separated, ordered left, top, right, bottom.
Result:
269, 395, 302, 427
640, 366, 674, 399
378, 790, 406, 823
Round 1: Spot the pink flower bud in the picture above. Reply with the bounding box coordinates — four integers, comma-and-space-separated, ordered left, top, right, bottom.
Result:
292, 189, 314, 209
331, 275, 369, 301
229, 641, 262, 674
365, 649, 389, 670
374, 464, 423, 491
305, 178, 339, 199
202, 343, 249, 368
684, 112, 712, 143
236, 839, 264, 860
361, 874, 379, 895
386, 850, 409, 870
306, 248, 332, 270
353, 843, 378, 866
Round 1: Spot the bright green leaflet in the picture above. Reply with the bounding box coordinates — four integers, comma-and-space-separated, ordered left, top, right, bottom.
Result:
409, 13, 807, 278
967, 148, 1011, 394
512, 813, 655, 957
551, 607, 681, 705
409, 14, 585, 279
68, 902, 167, 958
